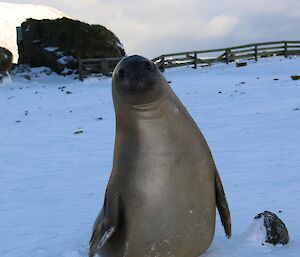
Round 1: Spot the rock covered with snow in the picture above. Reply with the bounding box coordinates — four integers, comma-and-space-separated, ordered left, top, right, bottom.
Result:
0, 47, 12, 73
0, 46, 13, 82
244, 211, 289, 246
18, 17, 126, 75
255, 211, 289, 245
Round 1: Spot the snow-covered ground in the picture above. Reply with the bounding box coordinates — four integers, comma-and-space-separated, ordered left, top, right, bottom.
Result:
0, 2, 67, 63
1, 56, 300, 257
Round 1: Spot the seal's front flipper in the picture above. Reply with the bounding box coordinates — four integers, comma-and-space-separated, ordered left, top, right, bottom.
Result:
89, 189, 122, 257
214, 168, 231, 238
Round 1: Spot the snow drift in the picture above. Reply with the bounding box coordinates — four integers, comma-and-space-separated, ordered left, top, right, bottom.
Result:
0, 2, 67, 63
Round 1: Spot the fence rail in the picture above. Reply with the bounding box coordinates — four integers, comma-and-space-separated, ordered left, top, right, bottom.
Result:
78, 57, 123, 81
152, 41, 300, 71
78, 41, 300, 80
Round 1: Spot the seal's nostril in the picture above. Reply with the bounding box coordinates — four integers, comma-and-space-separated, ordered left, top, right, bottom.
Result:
118, 68, 126, 79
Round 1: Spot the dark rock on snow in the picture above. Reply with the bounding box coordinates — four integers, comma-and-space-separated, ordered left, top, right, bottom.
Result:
18, 17, 125, 75
236, 62, 247, 67
0, 47, 13, 81
291, 75, 300, 80
0, 47, 13, 72
255, 211, 289, 245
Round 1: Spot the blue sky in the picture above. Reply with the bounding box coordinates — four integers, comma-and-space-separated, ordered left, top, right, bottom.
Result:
4, 0, 300, 58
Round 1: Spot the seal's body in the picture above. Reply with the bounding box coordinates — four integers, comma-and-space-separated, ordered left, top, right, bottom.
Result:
89, 55, 231, 257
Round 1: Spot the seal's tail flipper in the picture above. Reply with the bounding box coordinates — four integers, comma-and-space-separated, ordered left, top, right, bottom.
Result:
89, 189, 122, 257
214, 168, 231, 238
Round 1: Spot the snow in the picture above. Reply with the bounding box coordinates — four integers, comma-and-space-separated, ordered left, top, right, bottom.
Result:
1, 56, 300, 257
116, 42, 125, 50
58, 56, 77, 65
242, 217, 267, 244
0, 2, 67, 63
44, 47, 60, 52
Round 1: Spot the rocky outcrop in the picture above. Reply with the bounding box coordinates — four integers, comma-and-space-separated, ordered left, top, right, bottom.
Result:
0, 47, 13, 82
0, 47, 13, 73
255, 211, 289, 245
17, 17, 125, 75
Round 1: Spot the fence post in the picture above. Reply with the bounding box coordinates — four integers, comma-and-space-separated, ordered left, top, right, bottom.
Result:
193, 53, 197, 69
161, 55, 165, 72
254, 45, 258, 61
100, 61, 110, 76
78, 59, 84, 81
284, 41, 288, 58
225, 49, 229, 64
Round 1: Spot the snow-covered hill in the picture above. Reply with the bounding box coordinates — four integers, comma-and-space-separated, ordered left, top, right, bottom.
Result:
0, 2, 67, 63
1, 57, 300, 257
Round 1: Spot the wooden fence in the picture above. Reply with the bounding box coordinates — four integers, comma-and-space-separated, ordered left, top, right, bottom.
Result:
78, 41, 300, 80
78, 57, 122, 81
152, 40, 300, 71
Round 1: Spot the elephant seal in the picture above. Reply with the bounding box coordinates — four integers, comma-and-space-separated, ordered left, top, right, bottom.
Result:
89, 55, 231, 257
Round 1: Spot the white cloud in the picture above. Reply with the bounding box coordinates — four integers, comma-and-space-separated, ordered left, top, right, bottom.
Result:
205, 15, 239, 38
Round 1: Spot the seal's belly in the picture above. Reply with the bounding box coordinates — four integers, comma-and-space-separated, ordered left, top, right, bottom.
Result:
121, 151, 216, 257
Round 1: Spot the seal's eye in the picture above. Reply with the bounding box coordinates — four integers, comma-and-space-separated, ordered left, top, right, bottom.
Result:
145, 61, 154, 71
118, 68, 126, 79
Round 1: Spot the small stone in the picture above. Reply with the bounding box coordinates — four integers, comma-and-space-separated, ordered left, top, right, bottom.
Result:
254, 211, 289, 245
218, 91, 222, 94
97, 117, 103, 120
236, 62, 247, 67
16, 120, 21, 123
273, 78, 279, 81
291, 75, 300, 80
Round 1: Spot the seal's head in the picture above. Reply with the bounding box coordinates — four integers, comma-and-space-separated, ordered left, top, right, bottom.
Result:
112, 55, 166, 105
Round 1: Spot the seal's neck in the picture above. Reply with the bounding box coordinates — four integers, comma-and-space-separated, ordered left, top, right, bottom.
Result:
114, 84, 181, 131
